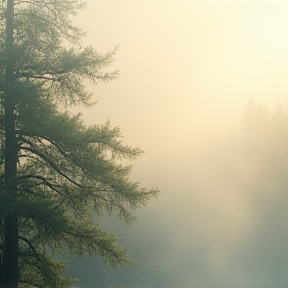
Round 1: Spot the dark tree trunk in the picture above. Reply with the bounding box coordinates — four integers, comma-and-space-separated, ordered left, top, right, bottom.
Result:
1, 0, 19, 287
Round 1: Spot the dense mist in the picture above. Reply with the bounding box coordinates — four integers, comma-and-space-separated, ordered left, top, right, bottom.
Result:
68, 100, 288, 288
67, 0, 288, 287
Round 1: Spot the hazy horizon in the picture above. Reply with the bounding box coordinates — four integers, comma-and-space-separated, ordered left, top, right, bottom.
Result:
68, 0, 288, 287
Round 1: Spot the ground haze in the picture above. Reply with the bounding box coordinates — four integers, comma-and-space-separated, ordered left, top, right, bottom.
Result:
69, 0, 288, 287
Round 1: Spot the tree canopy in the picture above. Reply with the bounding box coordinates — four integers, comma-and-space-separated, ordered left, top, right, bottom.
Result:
0, 1, 159, 287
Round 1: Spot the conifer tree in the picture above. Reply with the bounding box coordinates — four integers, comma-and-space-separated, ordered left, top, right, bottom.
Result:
0, 1, 159, 287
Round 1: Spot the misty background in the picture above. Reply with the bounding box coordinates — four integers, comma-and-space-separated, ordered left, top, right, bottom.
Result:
66, 0, 288, 287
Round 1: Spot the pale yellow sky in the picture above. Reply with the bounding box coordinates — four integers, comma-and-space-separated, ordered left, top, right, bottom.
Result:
71, 1, 288, 286
74, 0, 288, 145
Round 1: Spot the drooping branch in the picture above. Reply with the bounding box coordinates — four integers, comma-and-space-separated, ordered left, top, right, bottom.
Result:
20, 146, 85, 190
17, 174, 63, 197
18, 235, 38, 255
18, 235, 66, 286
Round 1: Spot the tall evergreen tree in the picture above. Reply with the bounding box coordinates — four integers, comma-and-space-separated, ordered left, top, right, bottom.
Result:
0, 1, 159, 287
243, 98, 269, 157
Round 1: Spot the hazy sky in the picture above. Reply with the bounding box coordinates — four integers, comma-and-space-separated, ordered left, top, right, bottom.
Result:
73, 0, 288, 146
70, 1, 288, 287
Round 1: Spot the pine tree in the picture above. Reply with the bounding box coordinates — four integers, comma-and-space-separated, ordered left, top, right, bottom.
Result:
0, 1, 159, 287
243, 98, 269, 157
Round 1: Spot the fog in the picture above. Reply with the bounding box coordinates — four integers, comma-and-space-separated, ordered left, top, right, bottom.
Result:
68, 0, 288, 287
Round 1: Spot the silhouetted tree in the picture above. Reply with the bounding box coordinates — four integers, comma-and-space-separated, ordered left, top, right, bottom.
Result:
0, 1, 159, 287
243, 98, 288, 186
243, 98, 269, 157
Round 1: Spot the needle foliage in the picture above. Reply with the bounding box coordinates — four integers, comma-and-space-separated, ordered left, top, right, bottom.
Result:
0, 1, 159, 287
